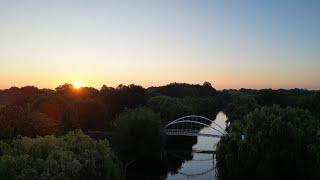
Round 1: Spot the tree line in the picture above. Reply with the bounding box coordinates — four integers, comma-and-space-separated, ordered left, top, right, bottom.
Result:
0, 82, 319, 179
217, 88, 320, 180
0, 82, 223, 138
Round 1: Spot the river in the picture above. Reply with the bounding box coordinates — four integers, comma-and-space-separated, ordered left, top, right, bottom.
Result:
126, 112, 228, 180
166, 112, 227, 180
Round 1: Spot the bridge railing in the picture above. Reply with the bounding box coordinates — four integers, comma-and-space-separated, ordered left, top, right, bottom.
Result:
165, 115, 228, 137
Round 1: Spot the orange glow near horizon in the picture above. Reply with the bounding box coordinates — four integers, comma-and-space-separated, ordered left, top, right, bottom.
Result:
73, 82, 84, 90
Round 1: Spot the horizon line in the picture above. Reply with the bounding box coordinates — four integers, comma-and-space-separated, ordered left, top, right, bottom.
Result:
0, 83, 319, 91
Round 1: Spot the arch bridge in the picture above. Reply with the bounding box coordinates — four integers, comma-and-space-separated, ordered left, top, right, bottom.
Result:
165, 115, 227, 138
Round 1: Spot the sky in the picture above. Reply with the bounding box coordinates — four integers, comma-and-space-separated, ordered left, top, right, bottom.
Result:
0, 0, 319, 90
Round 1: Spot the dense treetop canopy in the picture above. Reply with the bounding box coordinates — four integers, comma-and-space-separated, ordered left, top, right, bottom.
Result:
217, 106, 320, 180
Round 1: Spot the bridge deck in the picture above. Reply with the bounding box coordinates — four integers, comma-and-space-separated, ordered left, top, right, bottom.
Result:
165, 129, 222, 138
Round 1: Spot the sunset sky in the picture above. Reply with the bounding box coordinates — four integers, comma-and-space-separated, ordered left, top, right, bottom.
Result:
0, 0, 319, 90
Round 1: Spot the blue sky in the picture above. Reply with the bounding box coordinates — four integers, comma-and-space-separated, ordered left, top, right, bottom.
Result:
0, 0, 319, 89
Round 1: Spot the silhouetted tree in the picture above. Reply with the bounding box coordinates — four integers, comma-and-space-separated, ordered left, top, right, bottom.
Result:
0, 105, 35, 139
100, 84, 147, 125
216, 105, 320, 180
147, 95, 192, 123
147, 82, 217, 98
116, 107, 165, 160
225, 95, 260, 126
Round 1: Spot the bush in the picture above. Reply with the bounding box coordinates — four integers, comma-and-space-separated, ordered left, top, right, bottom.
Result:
0, 131, 123, 180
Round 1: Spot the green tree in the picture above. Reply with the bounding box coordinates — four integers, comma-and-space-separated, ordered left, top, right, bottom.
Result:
0, 105, 35, 139
0, 131, 123, 180
100, 84, 147, 125
216, 105, 320, 180
116, 107, 165, 160
225, 95, 260, 125
147, 82, 216, 98
147, 95, 192, 123
297, 91, 320, 120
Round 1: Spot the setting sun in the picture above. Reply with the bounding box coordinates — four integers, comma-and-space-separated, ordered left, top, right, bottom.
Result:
73, 82, 84, 89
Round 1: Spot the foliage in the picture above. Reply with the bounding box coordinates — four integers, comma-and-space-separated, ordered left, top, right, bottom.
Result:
297, 91, 320, 120
116, 107, 165, 160
256, 88, 312, 107
75, 100, 109, 130
147, 82, 216, 98
31, 94, 72, 135
58, 106, 80, 135
181, 96, 222, 119
0, 105, 35, 139
101, 84, 147, 125
0, 86, 41, 106
0, 131, 123, 180
147, 95, 192, 123
225, 95, 260, 124
0, 83, 319, 179
216, 105, 320, 180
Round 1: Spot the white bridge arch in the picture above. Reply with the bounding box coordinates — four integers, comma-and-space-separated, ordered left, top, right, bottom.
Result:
165, 115, 227, 138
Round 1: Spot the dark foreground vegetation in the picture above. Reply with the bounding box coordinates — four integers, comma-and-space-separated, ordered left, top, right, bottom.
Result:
217, 89, 320, 180
0, 131, 123, 179
0, 82, 319, 179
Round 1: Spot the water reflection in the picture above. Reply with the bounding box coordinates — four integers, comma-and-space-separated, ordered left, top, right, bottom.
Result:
166, 153, 215, 180
126, 136, 197, 180
126, 112, 227, 180
167, 112, 227, 180
193, 112, 227, 152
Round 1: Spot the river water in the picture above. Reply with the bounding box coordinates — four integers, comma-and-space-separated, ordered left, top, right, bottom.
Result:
166, 112, 227, 180
126, 112, 228, 180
